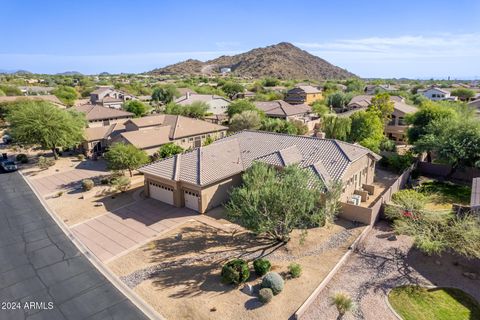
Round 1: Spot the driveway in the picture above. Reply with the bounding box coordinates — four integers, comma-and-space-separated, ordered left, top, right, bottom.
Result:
28, 161, 108, 197
71, 199, 198, 262
0, 171, 150, 320
302, 222, 480, 320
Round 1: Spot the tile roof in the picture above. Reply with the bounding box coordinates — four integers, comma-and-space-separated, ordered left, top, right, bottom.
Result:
254, 100, 312, 117
119, 126, 172, 150
174, 93, 230, 105
125, 115, 227, 139
84, 123, 125, 141
296, 85, 321, 94
140, 130, 380, 187
73, 104, 134, 121
347, 95, 417, 114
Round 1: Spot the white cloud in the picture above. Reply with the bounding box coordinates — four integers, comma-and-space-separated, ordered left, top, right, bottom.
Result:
295, 33, 480, 78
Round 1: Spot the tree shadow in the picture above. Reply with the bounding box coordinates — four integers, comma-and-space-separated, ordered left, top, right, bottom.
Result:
144, 222, 284, 298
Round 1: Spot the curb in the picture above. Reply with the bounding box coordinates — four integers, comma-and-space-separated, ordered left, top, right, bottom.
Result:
384, 288, 403, 320
19, 170, 165, 320
293, 224, 372, 319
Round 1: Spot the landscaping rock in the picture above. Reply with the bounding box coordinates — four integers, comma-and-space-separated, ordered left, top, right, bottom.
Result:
242, 284, 254, 296
387, 235, 397, 241
435, 260, 441, 265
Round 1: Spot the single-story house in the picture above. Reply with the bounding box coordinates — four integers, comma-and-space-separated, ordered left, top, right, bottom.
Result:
364, 84, 397, 95
254, 100, 320, 131
73, 104, 134, 127
174, 93, 231, 115
113, 114, 228, 155
139, 130, 381, 213
418, 87, 456, 101
285, 85, 322, 105
90, 87, 137, 107
82, 123, 126, 156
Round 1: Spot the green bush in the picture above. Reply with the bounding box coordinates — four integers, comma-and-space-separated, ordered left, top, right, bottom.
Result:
391, 189, 428, 211
288, 263, 302, 278
331, 292, 354, 315
380, 153, 415, 173
221, 259, 250, 285
37, 156, 55, 169
380, 138, 396, 152
258, 288, 274, 303
111, 176, 130, 192
253, 259, 271, 276
77, 154, 85, 161
16, 153, 28, 163
81, 179, 94, 191
261, 272, 284, 295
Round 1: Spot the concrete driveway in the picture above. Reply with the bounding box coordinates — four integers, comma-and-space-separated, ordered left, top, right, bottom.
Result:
71, 199, 198, 262
0, 171, 150, 320
28, 161, 108, 197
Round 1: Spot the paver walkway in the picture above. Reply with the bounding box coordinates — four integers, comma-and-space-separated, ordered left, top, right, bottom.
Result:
0, 171, 149, 320
71, 199, 198, 262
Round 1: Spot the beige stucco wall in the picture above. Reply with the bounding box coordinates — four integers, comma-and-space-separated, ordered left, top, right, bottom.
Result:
340, 155, 376, 202
199, 174, 243, 212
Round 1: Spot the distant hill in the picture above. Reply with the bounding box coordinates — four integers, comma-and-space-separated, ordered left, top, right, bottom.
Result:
56, 71, 83, 76
0, 69, 32, 75
148, 42, 356, 80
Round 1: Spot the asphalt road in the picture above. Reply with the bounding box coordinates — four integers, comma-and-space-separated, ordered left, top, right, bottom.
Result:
0, 171, 150, 320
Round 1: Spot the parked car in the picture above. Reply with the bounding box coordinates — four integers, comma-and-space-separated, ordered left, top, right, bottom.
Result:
0, 154, 17, 172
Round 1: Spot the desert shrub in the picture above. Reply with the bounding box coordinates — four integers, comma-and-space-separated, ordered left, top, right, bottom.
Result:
258, 288, 274, 304
77, 154, 85, 161
331, 292, 354, 315
100, 177, 110, 185
221, 259, 250, 285
37, 156, 55, 169
261, 272, 284, 295
81, 179, 94, 191
391, 189, 428, 211
16, 153, 28, 163
288, 263, 302, 278
380, 138, 396, 152
111, 176, 130, 192
56, 191, 64, 197
380, 153, 415, 173
253, 258, 271, 276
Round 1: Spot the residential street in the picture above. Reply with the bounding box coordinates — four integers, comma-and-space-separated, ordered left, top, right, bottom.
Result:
0, 171, 149, 320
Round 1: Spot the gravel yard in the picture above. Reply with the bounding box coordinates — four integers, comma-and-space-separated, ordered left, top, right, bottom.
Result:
302, 221, 480, 320
107, 219, 365, 320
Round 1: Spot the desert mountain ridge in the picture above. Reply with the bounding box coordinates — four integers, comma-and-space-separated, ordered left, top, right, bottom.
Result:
148, 42, 357, 80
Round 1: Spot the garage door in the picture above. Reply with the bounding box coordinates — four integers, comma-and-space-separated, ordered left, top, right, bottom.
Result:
149, 182, 174, 205
184, 190, 199, 211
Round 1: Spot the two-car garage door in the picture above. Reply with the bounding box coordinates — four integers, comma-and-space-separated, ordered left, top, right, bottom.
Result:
149, 182, 174, 205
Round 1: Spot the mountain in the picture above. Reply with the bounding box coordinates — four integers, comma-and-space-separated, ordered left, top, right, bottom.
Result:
0, 69, 32, 75
148, 42, 356, 80
56, 71, 83, 76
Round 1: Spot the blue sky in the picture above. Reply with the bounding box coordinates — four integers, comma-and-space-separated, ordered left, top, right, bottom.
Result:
2, 0, 480, 78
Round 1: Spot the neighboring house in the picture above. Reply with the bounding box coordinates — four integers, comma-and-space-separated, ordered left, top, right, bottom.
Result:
18, 86, 55, 95
174, 93, 231, 115
174, 92, 230, 114
232, 91, 255, 100
285, 85, 322, 105
139, 130, 380, 213
82, 123, 126, 156
90, 87, 136, 108
114, 114, 227, 155
364, 84, 397, 95
468, 99, 480, 117
254, 100, 320, 131
73, 104, 134, 127
385, 101, 418, 144
343, 95, 417, 144
418, 87, 456, 101
0, 95, 65, 108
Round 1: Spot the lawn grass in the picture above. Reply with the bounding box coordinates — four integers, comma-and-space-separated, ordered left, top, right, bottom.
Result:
388, 286, 480, 320
417, 180, 471, 210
